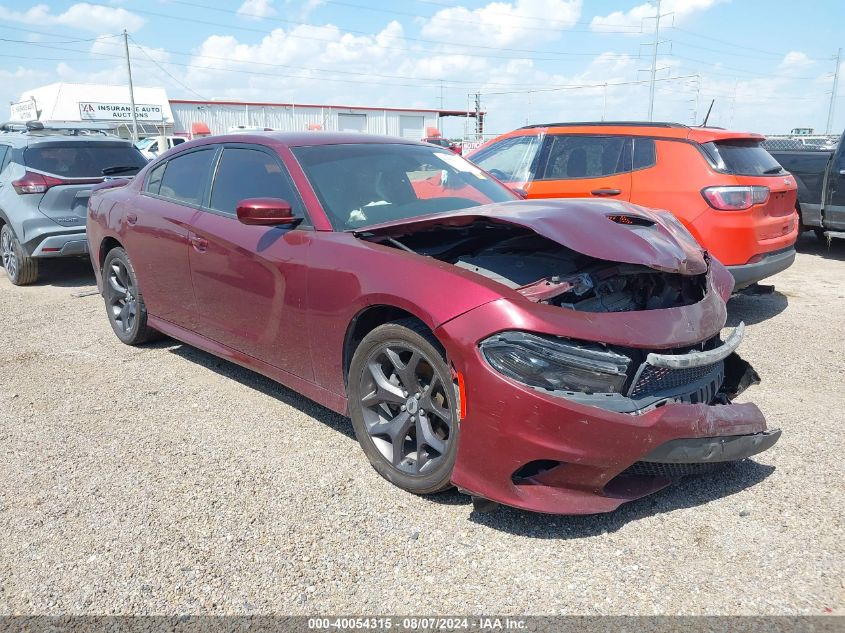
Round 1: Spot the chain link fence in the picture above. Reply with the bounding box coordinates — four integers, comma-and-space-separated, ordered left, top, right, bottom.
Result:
762, 135, 839, 151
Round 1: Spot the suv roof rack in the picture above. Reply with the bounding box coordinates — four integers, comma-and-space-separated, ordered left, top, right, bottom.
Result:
518, 121, 689, 130
0, 120, 119, 135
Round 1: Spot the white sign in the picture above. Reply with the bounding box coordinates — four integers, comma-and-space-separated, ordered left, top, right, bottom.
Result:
10, 98, 37, 122
79, 102, 164, 122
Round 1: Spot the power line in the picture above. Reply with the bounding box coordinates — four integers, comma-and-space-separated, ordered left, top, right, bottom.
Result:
127, 35, 209, 101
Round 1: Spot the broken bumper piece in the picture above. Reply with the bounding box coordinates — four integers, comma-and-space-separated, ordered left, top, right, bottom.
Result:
640, 429, 781, 464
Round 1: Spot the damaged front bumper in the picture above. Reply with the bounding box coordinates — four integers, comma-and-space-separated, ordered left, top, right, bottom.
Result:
436, 293, 780, 515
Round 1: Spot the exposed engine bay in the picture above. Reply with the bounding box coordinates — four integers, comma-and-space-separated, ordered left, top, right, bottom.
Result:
366, 220, 707, 312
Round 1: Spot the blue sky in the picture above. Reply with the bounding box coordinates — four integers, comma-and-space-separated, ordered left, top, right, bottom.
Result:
1, 0, 844, 137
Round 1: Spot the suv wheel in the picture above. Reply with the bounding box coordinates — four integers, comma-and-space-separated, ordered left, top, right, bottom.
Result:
102, 247, 158, 345
347, 319, 459, 494
0, 224, 38, 286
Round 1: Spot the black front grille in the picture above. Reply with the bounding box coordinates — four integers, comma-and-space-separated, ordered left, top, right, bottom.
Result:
631, 361, 724, 398
621, 461, 726, 478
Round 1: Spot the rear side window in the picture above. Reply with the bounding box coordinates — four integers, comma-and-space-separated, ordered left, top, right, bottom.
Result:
701, 140, 784, 176
542, 135, 632, 179
470, 135, 542, 182
172, 138, 186, 147
209, 148, 304, 217
633, 138, 656, 170
145, 162, 166, 195
158, 149, 216, 206
23, 143, 147, 178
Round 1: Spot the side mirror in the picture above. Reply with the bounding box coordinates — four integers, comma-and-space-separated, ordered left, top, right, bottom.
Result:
236, 198, 297, 226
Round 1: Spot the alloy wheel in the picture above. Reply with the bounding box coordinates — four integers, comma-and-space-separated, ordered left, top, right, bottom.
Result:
1, 229, 17, 280
107, 259, 138, 334
358, 343, 455, 475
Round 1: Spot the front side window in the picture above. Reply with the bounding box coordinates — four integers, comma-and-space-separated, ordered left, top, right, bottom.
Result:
209, 148, 304, 218
470, 135, 542, 183
158, 149, 216, 206
541, 135, 632, 180
292, 143, 516, 230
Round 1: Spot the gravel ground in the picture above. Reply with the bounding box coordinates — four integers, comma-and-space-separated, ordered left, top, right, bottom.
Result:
0, 233, 843, 616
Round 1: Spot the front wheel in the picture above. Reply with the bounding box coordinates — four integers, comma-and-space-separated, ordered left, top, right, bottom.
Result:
347, 320, 459, 494
102, 247, 158, 345
1, 224, 38, 286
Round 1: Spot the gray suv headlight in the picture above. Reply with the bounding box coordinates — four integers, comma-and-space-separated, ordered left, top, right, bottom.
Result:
480, 332, 630, 394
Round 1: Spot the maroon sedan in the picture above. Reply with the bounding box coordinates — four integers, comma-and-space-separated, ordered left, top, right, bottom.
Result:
87, 133, 780, 515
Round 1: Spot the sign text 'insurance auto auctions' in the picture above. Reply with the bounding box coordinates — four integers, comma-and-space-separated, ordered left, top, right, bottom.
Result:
79, 102, 164, 122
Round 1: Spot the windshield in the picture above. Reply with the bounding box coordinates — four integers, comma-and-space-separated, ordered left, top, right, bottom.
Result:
702, 140, 784, 176
24, 142, 148, 178
291, 143, 517, 230
135, 138, 155, 150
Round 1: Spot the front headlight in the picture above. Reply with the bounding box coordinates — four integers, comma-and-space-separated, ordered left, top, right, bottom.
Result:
480, 332, 630, 394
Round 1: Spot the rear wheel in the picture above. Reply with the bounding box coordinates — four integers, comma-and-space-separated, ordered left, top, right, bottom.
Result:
347, 320, 459, 494
102, 247, 158, 345
0, 224, 38, 286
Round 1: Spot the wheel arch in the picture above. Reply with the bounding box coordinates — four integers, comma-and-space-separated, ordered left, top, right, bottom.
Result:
342, 304, 436, 387
98, 235, 124, 269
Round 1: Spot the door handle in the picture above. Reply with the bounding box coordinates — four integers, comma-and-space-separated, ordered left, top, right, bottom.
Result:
126, 212, 138, 225
591, 188, 622, 196
190, 235, 208, 252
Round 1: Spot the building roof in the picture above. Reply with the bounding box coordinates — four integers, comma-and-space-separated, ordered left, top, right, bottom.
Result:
169, 99, 479, 117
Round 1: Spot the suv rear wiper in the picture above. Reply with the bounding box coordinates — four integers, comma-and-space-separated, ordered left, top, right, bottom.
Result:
101, 165, 140, 176
763, 166, 784, 174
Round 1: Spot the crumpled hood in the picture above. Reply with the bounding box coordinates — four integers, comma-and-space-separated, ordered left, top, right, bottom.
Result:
357, 198, 708, 275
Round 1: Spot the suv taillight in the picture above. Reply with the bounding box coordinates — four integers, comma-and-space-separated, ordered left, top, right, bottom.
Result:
12, 171, 65, 195
701, 185, 769, 210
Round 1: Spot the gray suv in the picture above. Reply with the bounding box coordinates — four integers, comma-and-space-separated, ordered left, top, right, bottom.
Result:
0, 122, 147, 285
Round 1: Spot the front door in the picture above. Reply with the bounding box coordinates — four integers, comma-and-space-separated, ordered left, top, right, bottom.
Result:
187, 145, 314, 380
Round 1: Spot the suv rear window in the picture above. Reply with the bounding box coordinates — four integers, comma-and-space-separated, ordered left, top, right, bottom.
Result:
24, 142, 147, 178
701, 140, 784, 176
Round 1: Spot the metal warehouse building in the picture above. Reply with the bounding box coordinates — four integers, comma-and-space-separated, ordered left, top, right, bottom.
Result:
169, 99, 472, 139
12, 83, 476, 141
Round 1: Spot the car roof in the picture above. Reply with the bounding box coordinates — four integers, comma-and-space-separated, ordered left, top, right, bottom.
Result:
503, 121, 764, 143
0, 133, 134, 147
185, 131, 428, 149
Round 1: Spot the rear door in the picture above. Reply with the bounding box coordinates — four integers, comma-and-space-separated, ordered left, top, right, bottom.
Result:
187, 144, 314, 380
528, 134, 633, 200
24, 141, 147, 229
125, 146, 216, 330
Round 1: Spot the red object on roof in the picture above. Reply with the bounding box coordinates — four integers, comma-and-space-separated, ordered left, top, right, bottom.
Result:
191, 121, 211, 137
425, 127, 441, 138
307, 123, 323, 131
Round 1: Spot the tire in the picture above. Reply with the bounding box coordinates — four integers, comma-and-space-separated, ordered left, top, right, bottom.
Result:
102, 247, 158, 345
347, 319, 459, 495
813, 228, 826, 241
1, 224, 38, 286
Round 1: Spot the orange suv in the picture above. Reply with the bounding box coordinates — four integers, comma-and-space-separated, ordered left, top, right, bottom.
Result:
468, 122, 798, 288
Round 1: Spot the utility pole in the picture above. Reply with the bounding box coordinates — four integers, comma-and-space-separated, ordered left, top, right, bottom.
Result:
602, 82, 608, 121
123, 29, 139, 142
647, 0, 663, 122
826, 48, 841, 134
439, 80, 444, 110
474, 92, 482, 139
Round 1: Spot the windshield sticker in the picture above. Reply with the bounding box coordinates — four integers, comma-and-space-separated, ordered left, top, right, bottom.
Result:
434, 152, 486, 179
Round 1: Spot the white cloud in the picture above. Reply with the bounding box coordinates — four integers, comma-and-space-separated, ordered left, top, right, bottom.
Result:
780, 51, 815, 72
0, 3, 145, 33
421, 0, 582, 48
237, 0, 276, 20
591, 0, 727, 34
